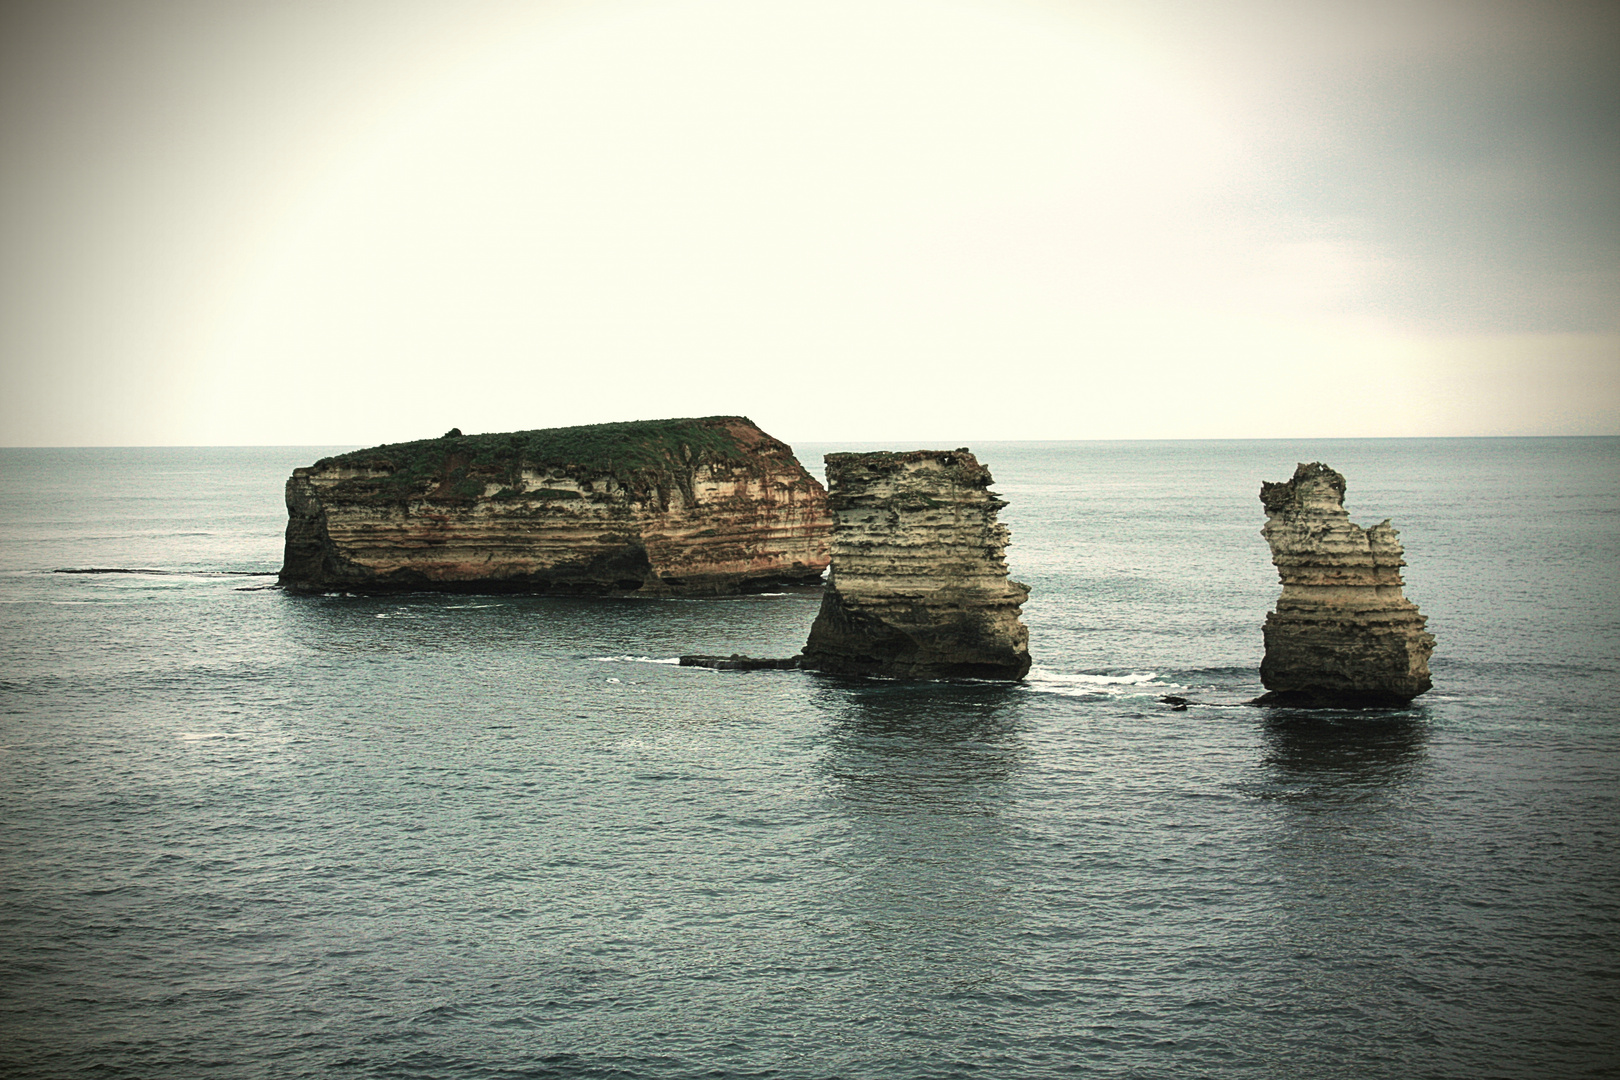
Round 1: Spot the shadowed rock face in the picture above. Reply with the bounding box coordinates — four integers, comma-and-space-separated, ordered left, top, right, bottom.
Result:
278, 416, 830, 595
1257, 462, 1435, 707
800, 449, 1031, 680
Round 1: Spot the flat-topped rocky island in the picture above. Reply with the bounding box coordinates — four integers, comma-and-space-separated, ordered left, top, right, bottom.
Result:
278, 416, 832, 596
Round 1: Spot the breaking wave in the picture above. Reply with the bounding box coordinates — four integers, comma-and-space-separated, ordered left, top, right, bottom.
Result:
1022, 668, 1176, 698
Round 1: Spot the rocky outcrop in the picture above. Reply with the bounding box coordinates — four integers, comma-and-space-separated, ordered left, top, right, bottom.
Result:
799, 449, 1031, 680
1256, 462, 1435, 707
279, 416, 831, 595
678, 654, 803, 670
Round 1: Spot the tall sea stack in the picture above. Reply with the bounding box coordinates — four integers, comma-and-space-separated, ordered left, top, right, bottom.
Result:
800, 449, 1031, 680
1256, 462, 1435, 707
279, 416, 830, 596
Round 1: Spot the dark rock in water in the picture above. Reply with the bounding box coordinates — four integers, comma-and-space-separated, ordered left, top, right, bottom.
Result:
799, 449, 1031, 680
277, 416, 831, 596
1250, 688, 1419, 709
678, 654, 803, 670
1254, 462, 1435, 708
1160, 695, 1191, 710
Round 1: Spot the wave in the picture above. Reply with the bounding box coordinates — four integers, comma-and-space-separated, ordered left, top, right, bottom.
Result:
1022, 667, 1176, 697
591, 655, 682, 665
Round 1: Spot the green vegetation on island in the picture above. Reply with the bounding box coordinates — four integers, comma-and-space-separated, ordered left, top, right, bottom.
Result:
315, 416, 773, 504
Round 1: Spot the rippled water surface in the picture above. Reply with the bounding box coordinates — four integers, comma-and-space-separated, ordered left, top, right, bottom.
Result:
2, 440, 1616, 1078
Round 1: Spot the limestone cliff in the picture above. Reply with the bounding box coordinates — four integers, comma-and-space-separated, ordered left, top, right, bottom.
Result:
1256, 462, 1435, 706
279, 417, 831, 595
800, 450, 1031, 680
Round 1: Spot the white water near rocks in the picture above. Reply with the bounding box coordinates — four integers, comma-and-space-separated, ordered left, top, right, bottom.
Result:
1, 440, 1616, 1078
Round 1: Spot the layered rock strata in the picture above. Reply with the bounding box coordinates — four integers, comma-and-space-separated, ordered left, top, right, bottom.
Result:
800, 450, 1031, 680
1256, 462, 1435, 707
279, 416, 831, 595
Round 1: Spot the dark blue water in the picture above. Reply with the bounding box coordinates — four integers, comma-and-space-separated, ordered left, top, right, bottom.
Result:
2, 440, 1616, 1078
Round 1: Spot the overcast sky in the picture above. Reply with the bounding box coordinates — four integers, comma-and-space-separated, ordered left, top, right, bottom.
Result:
2, 0, 1615, 446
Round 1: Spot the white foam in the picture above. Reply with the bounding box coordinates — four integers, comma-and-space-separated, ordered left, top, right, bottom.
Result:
591, 655, 681, 665
1022, 668, 1175, 697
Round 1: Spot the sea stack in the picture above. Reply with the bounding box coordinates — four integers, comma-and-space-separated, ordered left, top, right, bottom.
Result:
800, 449, 1031, 680
278, 416, 830, 596
1256, 462, 1435, 707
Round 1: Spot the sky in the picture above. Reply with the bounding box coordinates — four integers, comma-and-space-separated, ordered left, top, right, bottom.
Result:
1, 0, 1616, 447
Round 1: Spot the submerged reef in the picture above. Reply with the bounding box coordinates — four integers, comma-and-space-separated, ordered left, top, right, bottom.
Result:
1255, 462, 1435, 707
279, 416, 831, 595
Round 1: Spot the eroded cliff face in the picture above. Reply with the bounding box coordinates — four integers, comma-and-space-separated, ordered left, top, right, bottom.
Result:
1257, 462, 1435, 706
279, 417, 831, 595
800, 449, 1031, 680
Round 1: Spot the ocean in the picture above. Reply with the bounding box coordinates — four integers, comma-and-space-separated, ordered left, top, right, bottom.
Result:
1, 439, 1616, 1078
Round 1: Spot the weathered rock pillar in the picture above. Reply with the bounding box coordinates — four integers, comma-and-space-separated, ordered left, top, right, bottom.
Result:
1256, 462, 1435, 707
800, 449, 1032, 680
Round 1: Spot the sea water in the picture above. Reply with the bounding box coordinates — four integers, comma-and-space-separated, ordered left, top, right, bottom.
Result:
0, 439, 1616, 1078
